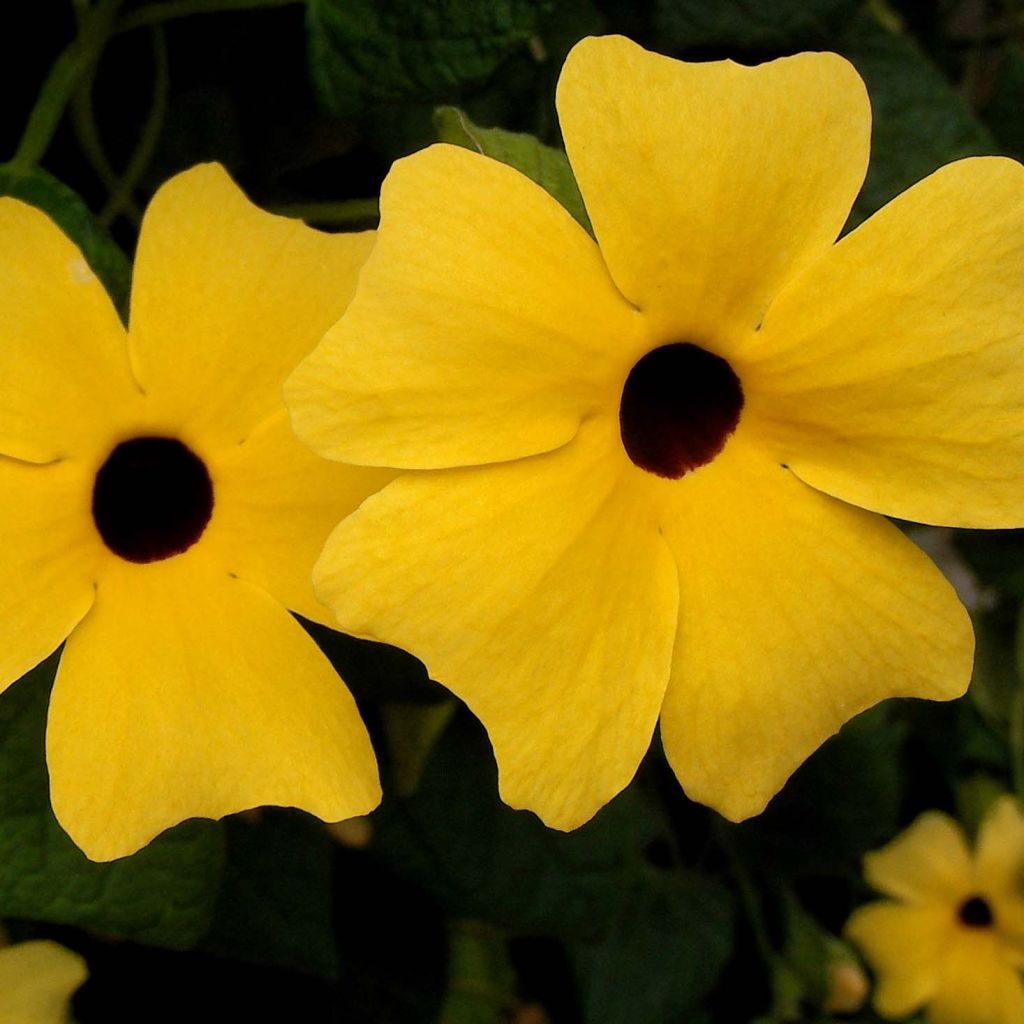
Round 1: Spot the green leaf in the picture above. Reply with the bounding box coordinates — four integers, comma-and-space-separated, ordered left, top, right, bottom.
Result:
734, 707, 905, 876
956, 530, 1024, 600
438, 921, 516, 1024
0, 658, 225, 949
382, 700, 458, 797
775, 889, 829, 1011
434, 105, 591, 231
836, 9, 998, 221
571, 867, 734, 1024
307, 0, 552, 118
981, 42, 1024, 163
200, 810, 337, 980
371, 714, 664, 939
0, 164, 130, 313
332, 849, 448, 1022
654, 0, 859, 52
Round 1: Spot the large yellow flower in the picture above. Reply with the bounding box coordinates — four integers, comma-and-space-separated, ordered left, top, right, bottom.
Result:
287, 35, 1024, 829
847, 798, 1024, 1024
0, 940, 87, 1024
0, 164, 389, 860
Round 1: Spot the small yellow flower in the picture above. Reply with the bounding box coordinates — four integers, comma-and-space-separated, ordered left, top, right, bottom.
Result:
0, 940, 87, 1024
0, 164, 389, 860
847, 798, 1024, 1024
287, 35, 1024, 829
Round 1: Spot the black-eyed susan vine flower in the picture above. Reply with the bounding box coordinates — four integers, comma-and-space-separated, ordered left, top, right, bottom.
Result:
847, 798, 1024, 1024
0, 940, 87, 1024
0, 164, 391, 861
286, 35, 1024, 830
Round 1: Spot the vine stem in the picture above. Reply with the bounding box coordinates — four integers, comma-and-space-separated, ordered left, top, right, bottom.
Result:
269, 198, 381, 225
1010, 689, 1024, 801
714, 818, 776, 969
8, 0, 123, 173
98, 25, 169, 228
116, 0, 303, 34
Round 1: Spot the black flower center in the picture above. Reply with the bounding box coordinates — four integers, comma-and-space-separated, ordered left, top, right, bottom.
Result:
958, 895, 994, 928
619, 343, 743, 479
92, 437, 214, 563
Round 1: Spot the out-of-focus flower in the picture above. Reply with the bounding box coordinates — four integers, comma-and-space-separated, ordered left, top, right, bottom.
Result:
0, 940, 87, 1024
847, 797, 1024, 1023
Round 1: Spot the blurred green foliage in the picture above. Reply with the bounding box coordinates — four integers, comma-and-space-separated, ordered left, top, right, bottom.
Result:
2, 1, 1024, 1022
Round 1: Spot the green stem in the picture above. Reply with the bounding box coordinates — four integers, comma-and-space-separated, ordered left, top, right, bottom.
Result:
98, 26, 169, 228
269, 198, 381, 225
69, 61, 122, 201
1010, 689, 1024, 800
116, 0, 303, 34
8, 0, 122, 172
714, 819, 776, 968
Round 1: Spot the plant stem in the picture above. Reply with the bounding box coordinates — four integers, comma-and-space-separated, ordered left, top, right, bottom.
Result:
99, 26, 169, 228
714, 819, 776, 968
8, 0, 122, 172
1010, 689, 1024, 800
116, 0, 303, 34
269, 198, 381, 226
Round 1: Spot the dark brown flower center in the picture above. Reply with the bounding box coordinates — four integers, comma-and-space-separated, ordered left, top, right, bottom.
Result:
958, 894, 994, 928
619, 342, 744, 479
92, 437, 214, 563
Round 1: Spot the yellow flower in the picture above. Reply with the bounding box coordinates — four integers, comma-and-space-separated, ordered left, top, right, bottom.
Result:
287, 35, 1024, 829
0, 940, 87, 1024
0, 164, 389, 861
847, 798, 1024, 1024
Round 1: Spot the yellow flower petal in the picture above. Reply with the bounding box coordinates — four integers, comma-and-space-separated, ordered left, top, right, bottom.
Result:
747, 157, 1024, 528
0, 199, 138, 463
865, 811, 974, 904
928, 931, 1024, 1024
845, 901, 950, 1019
556, 36, 870, 341
975, 796, 1024, 951
129, 163, 374, 447
47, 552, 380, 861
314, 416, 678, 829
205, 410, 393, 628
0, 940, 87, 1024
0, 458, 102, 690
978, 797, 1024, 893
286, 144, 645, 470
654, 435, 972, 821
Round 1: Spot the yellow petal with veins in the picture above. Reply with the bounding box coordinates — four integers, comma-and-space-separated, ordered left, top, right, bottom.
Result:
557, 35, 870, 343
314, 416, 678, 829
48, 551, 380, 861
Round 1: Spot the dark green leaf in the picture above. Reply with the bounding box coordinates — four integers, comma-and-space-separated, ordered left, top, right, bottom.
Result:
434, 105, 591, 230
307, 0, 552, 118
201, 810, 337, 980
956, 531, 1024, 600
371, 714, 663, 939
654, 0, 858, 52
776, 889, 829, 1008
332, 847, 448, 1022
0, 164, 130, 313
734, 707, 905, 876
571, 867, 734, 1024
836, 10, 997, 221
0, 658, 224, 949
438, 921, 516, 1024
981, 42, 1024, 163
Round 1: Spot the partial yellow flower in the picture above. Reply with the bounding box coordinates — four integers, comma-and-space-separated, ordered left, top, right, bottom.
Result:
847, 798, 1024, 1024
0, 940, 87, 1024
0, 163, 390, 861
287, 35, 1024, 829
